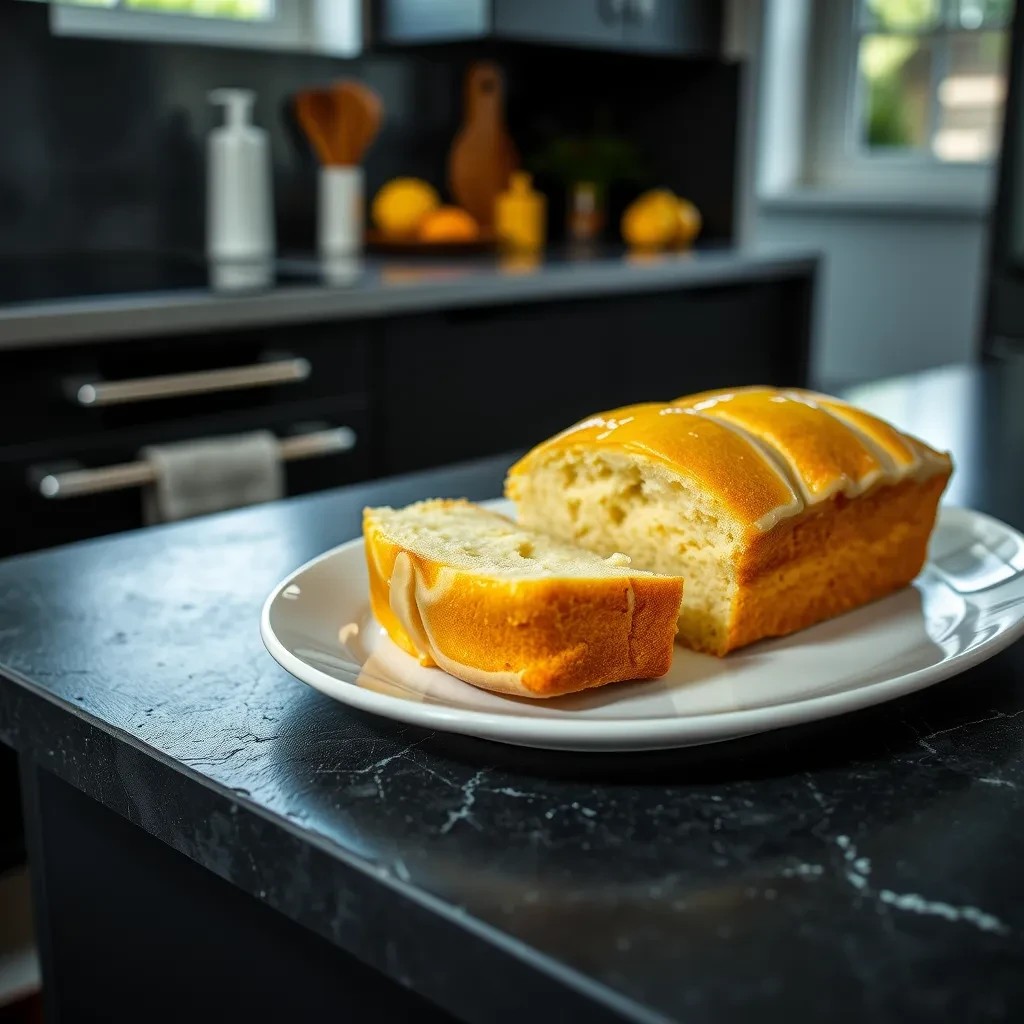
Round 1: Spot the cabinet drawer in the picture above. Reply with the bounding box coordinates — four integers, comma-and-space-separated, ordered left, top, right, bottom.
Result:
3, 399, 369, 557
0, 323, 369, 450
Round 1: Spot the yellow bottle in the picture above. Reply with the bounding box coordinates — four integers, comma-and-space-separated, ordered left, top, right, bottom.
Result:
495, 172, 546, 253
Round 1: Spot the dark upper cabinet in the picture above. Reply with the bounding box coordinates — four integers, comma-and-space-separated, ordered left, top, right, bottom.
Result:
373, 0, 722, 56
618, 0, 721, 55
374, 0, 490, 43
492, 0, 627, 49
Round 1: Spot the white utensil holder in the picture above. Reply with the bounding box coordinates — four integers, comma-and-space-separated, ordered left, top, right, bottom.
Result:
318, 166, 364, 256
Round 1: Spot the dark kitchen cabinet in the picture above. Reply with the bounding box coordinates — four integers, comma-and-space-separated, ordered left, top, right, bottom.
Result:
2, 324, 369, 449
373, 0, 489, 43
5, 398, 369, 556
492, 0, 629, 50
619, 0, 721, 55
0, 323, 373, 558
609, 278, 813, 401
375, 276, 813, 476
375, 300, 621, 475
374, 0, 722, 56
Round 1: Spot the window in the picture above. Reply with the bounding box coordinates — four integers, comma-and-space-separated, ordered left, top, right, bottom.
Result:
50, 0, 360, 56
756, 0, 1013, 207
852, 0, 1009, 162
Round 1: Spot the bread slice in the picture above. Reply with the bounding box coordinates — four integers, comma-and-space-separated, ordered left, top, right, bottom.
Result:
506, 386, 952, 656
363, 499, 684, 698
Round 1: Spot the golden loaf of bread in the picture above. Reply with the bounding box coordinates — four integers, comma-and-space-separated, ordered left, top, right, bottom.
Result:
506, 386, 953, 656
363, 500, 684, 697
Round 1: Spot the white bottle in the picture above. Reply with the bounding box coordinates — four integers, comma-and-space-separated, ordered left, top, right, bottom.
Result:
207, 89, 274, 262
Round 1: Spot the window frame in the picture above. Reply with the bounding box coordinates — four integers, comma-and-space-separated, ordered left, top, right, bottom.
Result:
756, 0, 1007, 209
49, 0, 361, 56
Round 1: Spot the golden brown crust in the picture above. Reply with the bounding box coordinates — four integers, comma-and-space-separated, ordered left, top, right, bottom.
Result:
507, 387, 952, 536
712, 475, 948, 655
507, 402, 802, 533
363, 502, 683, 697
675, 387, 886, 501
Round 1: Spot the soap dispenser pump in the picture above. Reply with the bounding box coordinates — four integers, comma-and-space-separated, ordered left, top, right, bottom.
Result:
207, 88, 274, 262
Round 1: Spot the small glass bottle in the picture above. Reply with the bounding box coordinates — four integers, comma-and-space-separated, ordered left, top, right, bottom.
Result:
567, 181, 604, 244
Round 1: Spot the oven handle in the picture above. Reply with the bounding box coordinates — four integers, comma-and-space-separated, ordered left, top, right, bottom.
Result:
67, 356, 311, 407
34, 427, 356, 499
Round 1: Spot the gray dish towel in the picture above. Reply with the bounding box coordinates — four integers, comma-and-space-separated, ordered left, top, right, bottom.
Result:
141, 430, 284, 525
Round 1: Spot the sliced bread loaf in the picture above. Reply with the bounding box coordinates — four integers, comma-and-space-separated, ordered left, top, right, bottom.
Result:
363, 499, 684, 698
506, 387, 952, 656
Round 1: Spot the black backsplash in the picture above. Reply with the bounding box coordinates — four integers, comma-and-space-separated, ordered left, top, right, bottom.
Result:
0, 1, 740, 258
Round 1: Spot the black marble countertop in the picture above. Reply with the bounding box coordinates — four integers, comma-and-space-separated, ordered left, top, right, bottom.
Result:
0, 246, 817, 350
1, 361, 1023, 1023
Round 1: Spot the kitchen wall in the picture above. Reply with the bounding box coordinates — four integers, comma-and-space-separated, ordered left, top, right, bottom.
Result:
756, 206, 987, 387
0, 2, 742, 257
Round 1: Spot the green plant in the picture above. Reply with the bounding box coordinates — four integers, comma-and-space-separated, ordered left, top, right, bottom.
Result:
529, 135, 644, 195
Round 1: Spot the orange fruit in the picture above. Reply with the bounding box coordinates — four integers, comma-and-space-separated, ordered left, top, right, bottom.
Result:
418, 206, 480, 243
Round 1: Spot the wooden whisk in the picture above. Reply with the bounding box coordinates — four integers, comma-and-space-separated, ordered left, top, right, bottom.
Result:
293, 80, 382, 166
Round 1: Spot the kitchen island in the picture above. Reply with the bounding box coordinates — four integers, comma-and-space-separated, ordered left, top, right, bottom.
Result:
1, 362, 1021, 1023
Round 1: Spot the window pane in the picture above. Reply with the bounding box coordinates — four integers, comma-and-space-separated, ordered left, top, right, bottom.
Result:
122, 0, 275, 18
934, 31, 1008, 160
956, 0, 1012, 28
858, 34, 933, 149
862, 0, 941, 31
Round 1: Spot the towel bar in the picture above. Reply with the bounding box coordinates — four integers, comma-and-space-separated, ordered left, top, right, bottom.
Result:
35, 427, 356, 499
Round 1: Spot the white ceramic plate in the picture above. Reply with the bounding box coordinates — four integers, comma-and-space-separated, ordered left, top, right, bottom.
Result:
261, 503, 1024, 751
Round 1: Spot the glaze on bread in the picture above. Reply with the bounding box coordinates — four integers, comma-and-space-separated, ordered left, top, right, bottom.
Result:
506, 387, 952, 655
363, 500, 684, 697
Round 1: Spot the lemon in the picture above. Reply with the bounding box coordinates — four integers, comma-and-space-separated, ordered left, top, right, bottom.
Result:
621, 190, 679, 250
622, 190, 702, 250
372, 178, 440, 237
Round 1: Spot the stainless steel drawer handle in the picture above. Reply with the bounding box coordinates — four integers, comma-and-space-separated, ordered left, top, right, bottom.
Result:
36, 427, 356, 499
69, 357, 312, 407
